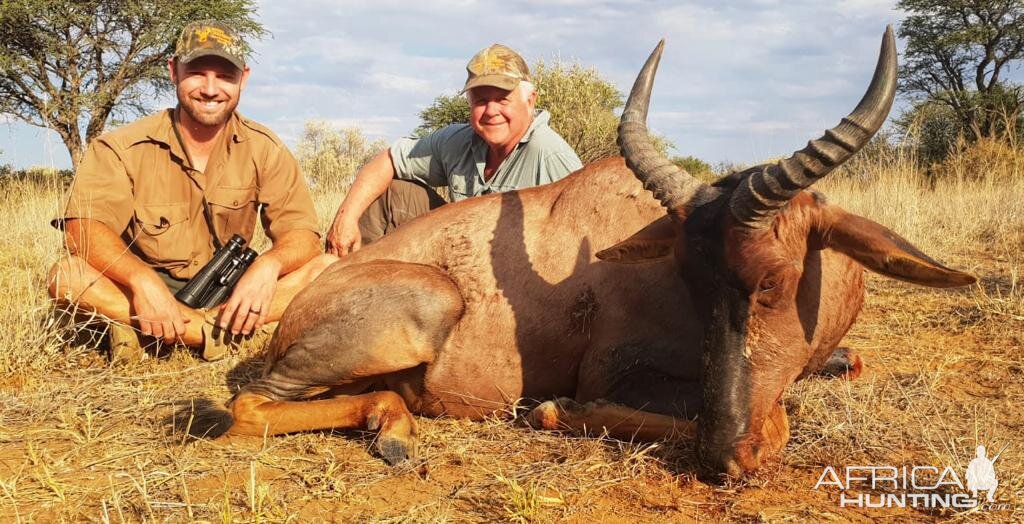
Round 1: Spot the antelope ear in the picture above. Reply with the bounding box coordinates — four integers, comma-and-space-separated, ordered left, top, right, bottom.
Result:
597, 215, 677, 264
817, 208, 976, 288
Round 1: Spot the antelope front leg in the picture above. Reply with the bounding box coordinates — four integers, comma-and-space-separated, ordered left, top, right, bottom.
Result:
526, 397, 696, 441
226, 390, 418, 465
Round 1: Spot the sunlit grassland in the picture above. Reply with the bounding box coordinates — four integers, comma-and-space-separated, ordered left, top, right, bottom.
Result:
0, 141, 1020, 522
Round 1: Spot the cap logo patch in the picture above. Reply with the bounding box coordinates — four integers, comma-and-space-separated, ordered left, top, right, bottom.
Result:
484, 53, 505, 72
196, 26, 234, 46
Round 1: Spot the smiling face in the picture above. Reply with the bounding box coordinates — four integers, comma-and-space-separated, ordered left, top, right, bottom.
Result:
467, 84, 537, 153
169, 56, 250, 128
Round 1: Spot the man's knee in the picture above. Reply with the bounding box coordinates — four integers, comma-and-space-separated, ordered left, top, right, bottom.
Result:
47, 256, 91, 301
359, 179, 446, 245
298, 253, 338, 284
273, 253, 338, 303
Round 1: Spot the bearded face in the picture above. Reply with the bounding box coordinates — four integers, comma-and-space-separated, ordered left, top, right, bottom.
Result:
171, 56, 248, 128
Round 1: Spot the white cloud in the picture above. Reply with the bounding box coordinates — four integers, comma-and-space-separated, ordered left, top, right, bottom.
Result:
837, 0, 900, 16
319, 116, 404, 137
366, 72, 433, 94
8, 0, 905, 168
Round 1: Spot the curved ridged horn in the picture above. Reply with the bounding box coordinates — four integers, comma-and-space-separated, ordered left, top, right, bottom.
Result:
618, 40, 710, 212
729, 26, 898, 229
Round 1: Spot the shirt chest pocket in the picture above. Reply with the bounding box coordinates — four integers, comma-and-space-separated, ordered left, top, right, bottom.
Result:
208, 186, 259, 240
133, 203, 191, 266
448, 173, 484, 201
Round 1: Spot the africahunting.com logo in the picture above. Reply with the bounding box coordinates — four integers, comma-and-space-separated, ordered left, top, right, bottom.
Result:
813, 444, 1012, 510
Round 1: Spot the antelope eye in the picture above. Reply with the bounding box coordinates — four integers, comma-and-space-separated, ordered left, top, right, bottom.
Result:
756, 277, 782, 307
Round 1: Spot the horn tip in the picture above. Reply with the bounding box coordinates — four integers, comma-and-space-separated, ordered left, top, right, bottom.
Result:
881, 25, 897, 63
650, 39, 666, 61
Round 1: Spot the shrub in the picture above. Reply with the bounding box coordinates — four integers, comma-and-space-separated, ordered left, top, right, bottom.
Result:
671, 155, 713, 177
532, 59, 623, 163
295, 122, 387, 193
0, 165, 74, 190
415, 95, 470, 138
894, 99, 962, 165
931, 136, 1023, 184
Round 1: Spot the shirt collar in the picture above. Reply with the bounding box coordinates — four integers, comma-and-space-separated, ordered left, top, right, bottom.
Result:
144, 109, 245, 164
520, 109, 549, 144
145, 109, 189, 164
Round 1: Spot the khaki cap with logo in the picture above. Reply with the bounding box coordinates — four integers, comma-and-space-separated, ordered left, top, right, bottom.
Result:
175, 20, 246, 70
463, 44, 531, 92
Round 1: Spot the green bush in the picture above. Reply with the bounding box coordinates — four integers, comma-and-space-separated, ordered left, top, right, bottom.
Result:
895, 99, 971, 165
671, 155, 713, 177
895, 90, 1023, 165
0, 165, 74, 190
415, 95, 471, 138
295, 122, 387, 192
532, 59, 623, 163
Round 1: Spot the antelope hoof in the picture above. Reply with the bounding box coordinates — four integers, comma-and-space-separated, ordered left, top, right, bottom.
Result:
525, 400, 560, 430
377, 436, 416, 466
524, 397, 581, 431
817, 348, 863, 380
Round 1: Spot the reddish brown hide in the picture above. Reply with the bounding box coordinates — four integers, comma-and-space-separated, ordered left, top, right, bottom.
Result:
222, 28, 975, 480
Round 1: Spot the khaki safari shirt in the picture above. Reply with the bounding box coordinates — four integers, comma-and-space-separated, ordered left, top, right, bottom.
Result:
56, 109, 319, 280
390, 109, 582, 201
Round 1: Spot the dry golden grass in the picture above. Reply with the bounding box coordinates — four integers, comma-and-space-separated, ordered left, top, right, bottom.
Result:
0, 143, 1021, 522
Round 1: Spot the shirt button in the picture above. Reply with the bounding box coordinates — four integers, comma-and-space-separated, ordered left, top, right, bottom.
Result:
233, 200, 239, 205
192, 260, 198, 266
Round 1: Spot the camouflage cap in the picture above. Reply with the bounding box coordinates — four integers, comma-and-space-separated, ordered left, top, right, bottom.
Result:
174, 20, 246, 70
463, 44, 530, 93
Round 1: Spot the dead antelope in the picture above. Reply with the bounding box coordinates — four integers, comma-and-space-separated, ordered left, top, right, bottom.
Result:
217, 27, 974, 479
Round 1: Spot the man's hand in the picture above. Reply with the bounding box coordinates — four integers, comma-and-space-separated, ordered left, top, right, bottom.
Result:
325, 216, 362, 256
129, 275, 190, 342
325, 149, 396, 256
218, 256, 281, 335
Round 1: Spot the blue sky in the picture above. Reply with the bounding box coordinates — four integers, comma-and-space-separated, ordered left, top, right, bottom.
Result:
2, 0, 910, 169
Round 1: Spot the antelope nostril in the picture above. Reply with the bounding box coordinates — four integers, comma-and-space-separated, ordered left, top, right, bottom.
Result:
698, 449, 745, 483
723, 457, 744, 478
751, 442, 766, 464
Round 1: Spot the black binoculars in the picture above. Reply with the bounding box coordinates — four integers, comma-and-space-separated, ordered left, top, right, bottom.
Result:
175, 234, 257, 309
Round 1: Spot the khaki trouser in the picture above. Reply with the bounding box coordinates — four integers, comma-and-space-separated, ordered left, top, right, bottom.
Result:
358, 179, 447, 245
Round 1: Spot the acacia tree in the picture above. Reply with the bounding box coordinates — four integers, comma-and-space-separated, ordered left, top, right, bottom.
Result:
415, 94, 470, 139
0, 0, 265, 170
898, 0, 1024, 141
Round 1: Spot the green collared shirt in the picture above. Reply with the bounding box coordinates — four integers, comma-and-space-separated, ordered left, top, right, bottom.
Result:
390, 109, 582, 201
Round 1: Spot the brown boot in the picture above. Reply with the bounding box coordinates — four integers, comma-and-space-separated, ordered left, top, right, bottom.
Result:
200, 320, 237, 362
108, 323, 147, 365
49, 305, 107, 349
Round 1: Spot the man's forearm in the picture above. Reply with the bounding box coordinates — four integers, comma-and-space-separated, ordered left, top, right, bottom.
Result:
331, 149, 397, 224
64, 218, 163, 290
63, 218, 193, 342
259, 229, 320, 276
